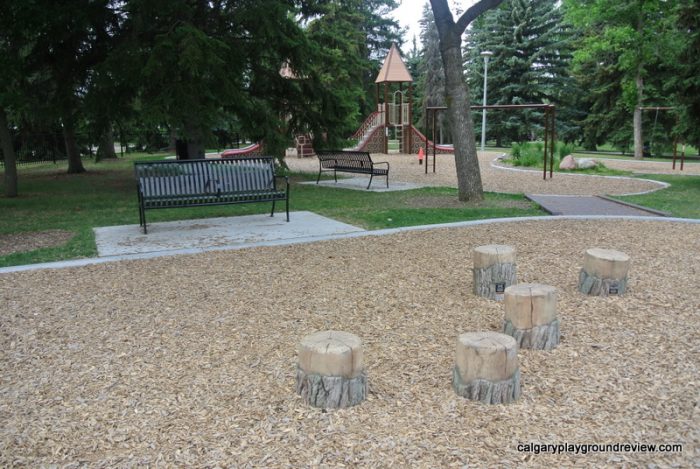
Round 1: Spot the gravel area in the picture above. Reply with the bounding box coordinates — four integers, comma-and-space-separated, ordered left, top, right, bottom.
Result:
286, 152, 666, 195
1, 219, 698, 467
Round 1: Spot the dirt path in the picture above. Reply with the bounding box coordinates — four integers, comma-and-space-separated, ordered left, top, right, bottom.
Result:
286, 152, 667, 195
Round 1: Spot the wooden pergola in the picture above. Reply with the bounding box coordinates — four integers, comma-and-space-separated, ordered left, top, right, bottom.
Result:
424, 104, 557, 179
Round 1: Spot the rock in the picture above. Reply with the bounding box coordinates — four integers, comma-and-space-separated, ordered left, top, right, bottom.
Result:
576, 158, 598, 169
559, 155, 576, 170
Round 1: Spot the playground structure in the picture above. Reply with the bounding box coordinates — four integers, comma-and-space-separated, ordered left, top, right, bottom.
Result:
347, 44, 441, 156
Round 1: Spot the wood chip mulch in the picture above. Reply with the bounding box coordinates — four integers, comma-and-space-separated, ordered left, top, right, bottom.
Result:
1, 219, 698, 467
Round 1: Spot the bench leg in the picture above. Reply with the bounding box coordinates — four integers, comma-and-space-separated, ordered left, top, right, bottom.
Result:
316, 170, 322, 185
271, 200, 276, 217
138, 203, 148, 234
286, 197, 289, 222
367, 174, 373, 190
386, 173, 389, 188
334, 169, 337, 183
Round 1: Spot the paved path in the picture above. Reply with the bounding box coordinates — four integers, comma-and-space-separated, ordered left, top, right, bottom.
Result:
526, 194, 665, 216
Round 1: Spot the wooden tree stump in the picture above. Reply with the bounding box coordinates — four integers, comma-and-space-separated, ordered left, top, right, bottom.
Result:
296, 330, 367, 409
472, 245, 517, 300
578, 248, 630, 296
452, 332, 521, 404
503, 283, 560, 350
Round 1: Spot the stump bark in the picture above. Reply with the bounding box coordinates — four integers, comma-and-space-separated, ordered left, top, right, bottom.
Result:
472, 245, 517, 301
296, 330, 367, 409
503, 283, 560, 350
578, 248, 630, 296
453, 332, 521, 404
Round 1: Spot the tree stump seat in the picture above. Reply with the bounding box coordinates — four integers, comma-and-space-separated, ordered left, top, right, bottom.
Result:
578, 248, 630, 296
472, 244, 517, 300
452, 331, 521, 404
296, 330, 367, 409
503, 283, 560, 350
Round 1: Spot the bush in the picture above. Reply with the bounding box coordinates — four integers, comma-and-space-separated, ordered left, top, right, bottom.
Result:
510, 141, 573, 168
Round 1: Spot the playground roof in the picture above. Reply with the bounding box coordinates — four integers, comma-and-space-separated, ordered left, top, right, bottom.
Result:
375, 43, 413, 83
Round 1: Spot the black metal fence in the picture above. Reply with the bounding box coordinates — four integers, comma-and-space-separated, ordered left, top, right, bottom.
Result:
0, 127, 250, 167
0, 132, 77, 166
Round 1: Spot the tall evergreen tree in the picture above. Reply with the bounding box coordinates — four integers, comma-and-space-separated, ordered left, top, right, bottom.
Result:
464, 0, 575, 145
416, 3, 448, 138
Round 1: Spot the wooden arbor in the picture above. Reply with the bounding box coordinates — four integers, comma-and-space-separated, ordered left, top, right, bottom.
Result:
375, 44, 413, 154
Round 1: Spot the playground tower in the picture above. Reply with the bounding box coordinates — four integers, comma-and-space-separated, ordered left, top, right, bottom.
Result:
375, 44, 413, 154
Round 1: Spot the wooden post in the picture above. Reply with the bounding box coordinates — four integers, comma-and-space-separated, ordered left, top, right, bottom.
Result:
578, 248, 630, 296
296, 331, 367, 409
503, 284, 560, 350
384, 83, 389, 154
453, 332, 521, 404
408, 82, 413, 154
472, 245, 517, 300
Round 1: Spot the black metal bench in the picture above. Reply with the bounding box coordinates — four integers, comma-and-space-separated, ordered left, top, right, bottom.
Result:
315, 150, 389, 189
134, 157, 289, 234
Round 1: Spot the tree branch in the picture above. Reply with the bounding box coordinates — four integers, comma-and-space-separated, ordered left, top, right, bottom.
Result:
455, 0, 505, 34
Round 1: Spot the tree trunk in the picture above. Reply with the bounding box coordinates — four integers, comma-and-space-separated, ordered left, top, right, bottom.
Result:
633, 12, 644, 160
62, 112, 85, 173
430, 0, 504, 201
177, 122, 205, 160
633, 72, 644, 160
438, 28, 483, 201
0, 106, 18, 197
96, 125, 117, 161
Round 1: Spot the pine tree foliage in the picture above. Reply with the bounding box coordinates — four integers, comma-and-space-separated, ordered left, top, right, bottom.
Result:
415, 3, 450, 140
464, 0, 575, 144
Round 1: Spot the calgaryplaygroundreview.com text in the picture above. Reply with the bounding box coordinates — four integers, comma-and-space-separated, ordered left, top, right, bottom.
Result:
517, 442, 683, 455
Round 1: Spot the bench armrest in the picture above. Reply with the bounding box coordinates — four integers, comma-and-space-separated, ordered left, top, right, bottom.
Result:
373, 161, 390, 168
274, 174, 290, 190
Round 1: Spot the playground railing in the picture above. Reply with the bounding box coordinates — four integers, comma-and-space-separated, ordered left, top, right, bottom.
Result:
351, 111, 383, 143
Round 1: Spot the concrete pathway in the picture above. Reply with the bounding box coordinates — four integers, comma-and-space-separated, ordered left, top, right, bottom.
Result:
526, 194, 666, 216
93, 211, 365, 257
300, 177, 427, 192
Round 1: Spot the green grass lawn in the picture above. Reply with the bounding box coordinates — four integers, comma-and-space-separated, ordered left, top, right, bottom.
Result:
0, 155, 544, 267
613, 174, 700, 219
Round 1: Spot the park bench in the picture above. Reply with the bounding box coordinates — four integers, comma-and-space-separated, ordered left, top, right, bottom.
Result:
315, 150, 389, 189
134, 157, 289, 234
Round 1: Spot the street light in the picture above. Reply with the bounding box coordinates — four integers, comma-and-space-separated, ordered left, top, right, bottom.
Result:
480, 51, 493, 152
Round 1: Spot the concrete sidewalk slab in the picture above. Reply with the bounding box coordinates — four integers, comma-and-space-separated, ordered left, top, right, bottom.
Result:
93, 211, 365, 257
526, 194, 663, 216
300, 178, 427, 192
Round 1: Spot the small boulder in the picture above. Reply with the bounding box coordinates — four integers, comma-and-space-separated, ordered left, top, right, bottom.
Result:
576, 158, 598, 169
559, 154, 576, 170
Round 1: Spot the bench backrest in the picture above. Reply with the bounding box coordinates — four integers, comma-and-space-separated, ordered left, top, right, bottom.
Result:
316, 150, 373, 170
135, 157, 277, 197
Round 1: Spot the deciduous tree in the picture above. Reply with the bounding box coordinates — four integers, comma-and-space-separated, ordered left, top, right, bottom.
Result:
429, 0, 504, 201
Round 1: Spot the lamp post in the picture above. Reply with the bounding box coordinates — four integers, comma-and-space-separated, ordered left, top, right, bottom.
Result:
480, 51, 493, 152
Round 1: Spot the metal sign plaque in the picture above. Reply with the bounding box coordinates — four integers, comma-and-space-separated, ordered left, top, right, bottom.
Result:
495, 283, 506, 293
